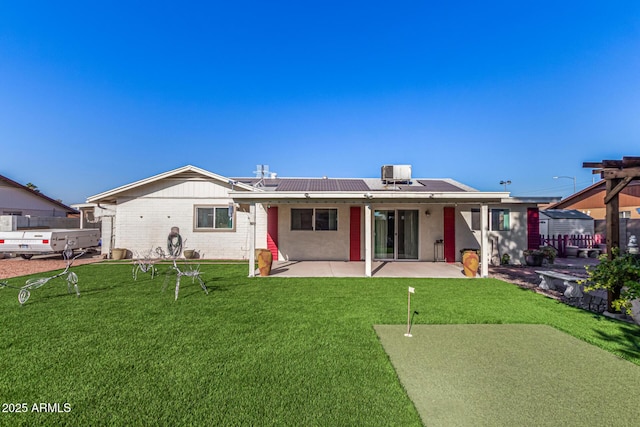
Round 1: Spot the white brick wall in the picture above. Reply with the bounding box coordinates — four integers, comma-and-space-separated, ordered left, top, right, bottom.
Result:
109, 178, 267, 259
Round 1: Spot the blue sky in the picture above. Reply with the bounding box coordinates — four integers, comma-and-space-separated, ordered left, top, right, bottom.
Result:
1, 1, 639, 204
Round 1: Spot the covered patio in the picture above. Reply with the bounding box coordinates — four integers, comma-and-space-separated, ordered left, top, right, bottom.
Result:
230, 174, 554, 279
259, 260, 467, 278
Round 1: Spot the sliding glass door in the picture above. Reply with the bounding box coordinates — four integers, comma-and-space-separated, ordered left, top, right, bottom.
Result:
374, 210, 395, 259
374, 209, 419, 260
397, 210, 419, 259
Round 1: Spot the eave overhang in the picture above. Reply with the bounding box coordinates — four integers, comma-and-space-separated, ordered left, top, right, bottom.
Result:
229, 190, 550, 205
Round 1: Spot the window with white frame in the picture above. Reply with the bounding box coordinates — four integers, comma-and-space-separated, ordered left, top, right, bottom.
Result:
291, 208, 338, 231
194, 205, 234, 231
491, 208, 510, 231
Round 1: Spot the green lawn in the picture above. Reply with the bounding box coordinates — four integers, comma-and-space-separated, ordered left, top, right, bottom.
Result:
1, 263, 639, 426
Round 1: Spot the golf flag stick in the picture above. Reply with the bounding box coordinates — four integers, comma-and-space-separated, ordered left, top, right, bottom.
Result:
405, 287, 415, 337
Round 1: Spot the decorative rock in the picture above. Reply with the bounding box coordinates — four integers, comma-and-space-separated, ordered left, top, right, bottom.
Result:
628, 235, 638, 255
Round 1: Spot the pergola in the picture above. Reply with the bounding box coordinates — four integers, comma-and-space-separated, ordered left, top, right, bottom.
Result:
583, 156, 640, 310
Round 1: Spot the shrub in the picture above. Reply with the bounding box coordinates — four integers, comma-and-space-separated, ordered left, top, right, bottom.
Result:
540, 246, 557, 263
523, 249, 543, 257
583, 249, 640, 312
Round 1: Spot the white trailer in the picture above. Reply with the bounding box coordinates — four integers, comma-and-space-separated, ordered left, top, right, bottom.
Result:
0, 229, 100, 259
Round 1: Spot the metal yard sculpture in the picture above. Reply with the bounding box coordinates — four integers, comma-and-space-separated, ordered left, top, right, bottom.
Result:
167, 226, 183, 257
157, 227, 208, 300
0, 242, 85, 305
165, 260, 208, 301
132, 249, 159, 280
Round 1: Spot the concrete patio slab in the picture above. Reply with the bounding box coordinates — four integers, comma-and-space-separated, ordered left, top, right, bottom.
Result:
262, 260, 468, 278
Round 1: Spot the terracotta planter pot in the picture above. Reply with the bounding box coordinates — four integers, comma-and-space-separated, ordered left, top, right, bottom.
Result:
462, 250, 480, 277
256, 249, 273, 277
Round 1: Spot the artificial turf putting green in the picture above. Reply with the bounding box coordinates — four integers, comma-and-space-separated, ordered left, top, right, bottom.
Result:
375, 324, 640, 426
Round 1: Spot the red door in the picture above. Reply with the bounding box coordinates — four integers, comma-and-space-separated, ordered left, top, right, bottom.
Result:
267, 207, 278, 261
350, 207, 361, 261
527, 208, 540, 250
443, 207, 456, 263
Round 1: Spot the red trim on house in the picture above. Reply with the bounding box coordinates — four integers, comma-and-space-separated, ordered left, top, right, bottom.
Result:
267, 207, 278, 261
443, 207, 456, 263
349, 206, 362, 261
527, 207, 540, 250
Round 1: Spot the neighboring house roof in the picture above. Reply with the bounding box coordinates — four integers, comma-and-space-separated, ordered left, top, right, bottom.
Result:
541, 209, 593, 220
547, 179, 640, 209
87, 165, 258, 203
0, 173, 77, 214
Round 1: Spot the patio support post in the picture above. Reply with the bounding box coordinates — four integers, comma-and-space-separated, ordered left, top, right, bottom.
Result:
248, 203, 256, 277
365, 203, 372, 277
480, 203, 489, 277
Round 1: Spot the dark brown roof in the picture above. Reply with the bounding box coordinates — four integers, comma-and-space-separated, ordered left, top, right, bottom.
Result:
0, 173, 77, 213
275, 179, 370, 192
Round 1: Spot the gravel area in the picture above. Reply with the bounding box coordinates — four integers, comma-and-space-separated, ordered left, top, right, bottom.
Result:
489, 257, 610, 314
0, 253, 105, 279
489, 265, 577, 300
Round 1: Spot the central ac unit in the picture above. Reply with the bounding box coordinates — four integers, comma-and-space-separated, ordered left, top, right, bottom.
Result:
381, 165, 412, 183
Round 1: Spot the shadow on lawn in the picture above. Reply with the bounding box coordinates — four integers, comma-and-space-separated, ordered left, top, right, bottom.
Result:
17, 283, 226, 306
592, 322, 640, 360
172, 287, 216, 299
13, 285, 119, 305
6, 271, 234, 305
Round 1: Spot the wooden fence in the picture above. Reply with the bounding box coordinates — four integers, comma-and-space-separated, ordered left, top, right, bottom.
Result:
540, 234, 604, 257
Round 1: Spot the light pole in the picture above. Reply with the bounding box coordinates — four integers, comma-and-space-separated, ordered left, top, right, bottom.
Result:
499, 180, 511, 191
553, 176, 576, 193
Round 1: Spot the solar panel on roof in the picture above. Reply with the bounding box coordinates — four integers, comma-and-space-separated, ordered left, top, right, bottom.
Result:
337, 180, 370, 191
275, 179, 370, 191
417, 180, 466, 192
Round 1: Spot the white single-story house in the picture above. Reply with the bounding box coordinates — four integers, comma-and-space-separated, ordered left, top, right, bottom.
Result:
82, 165, 558, 277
